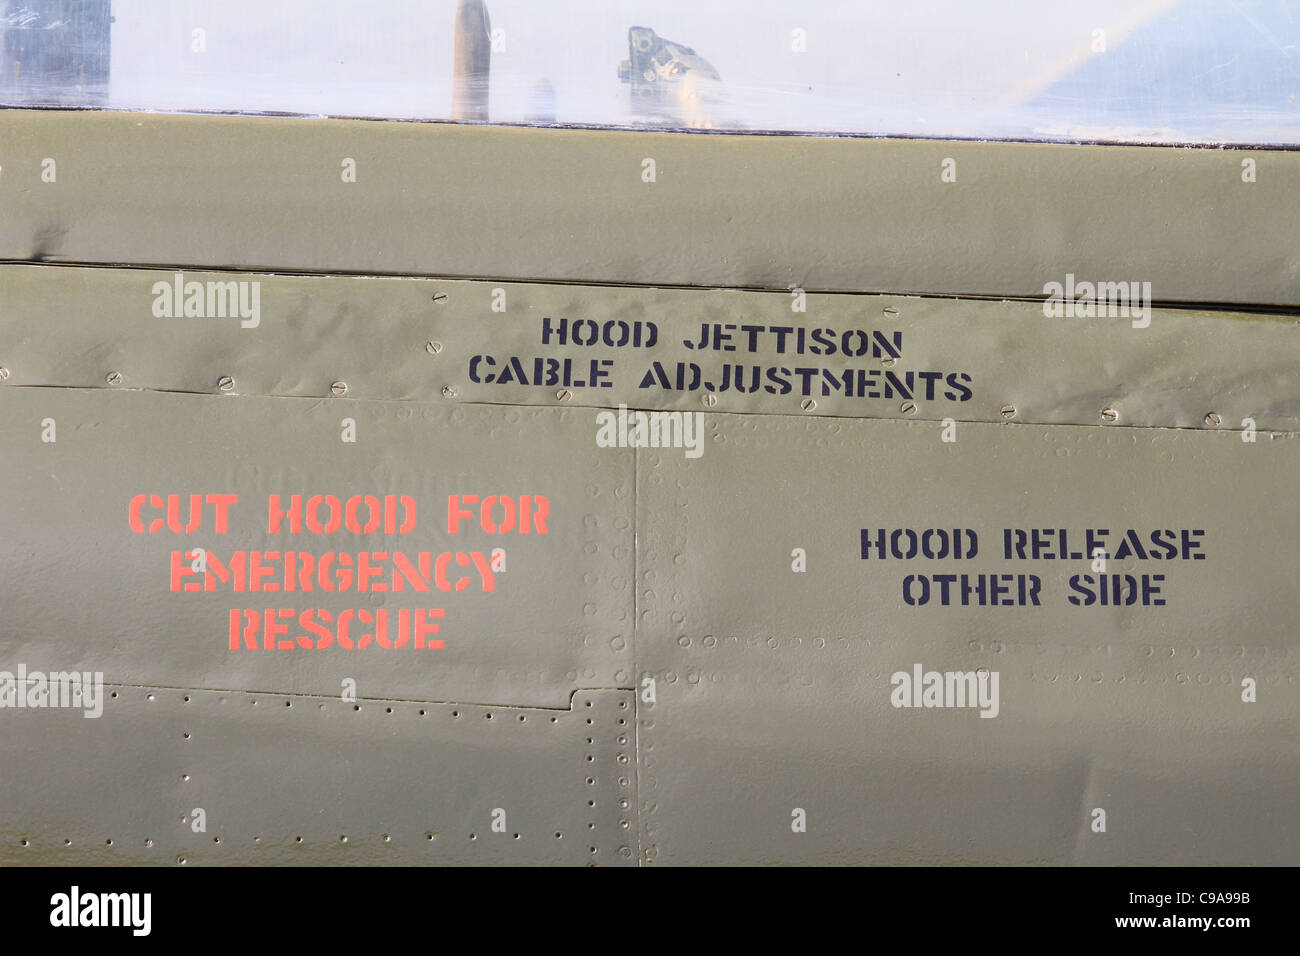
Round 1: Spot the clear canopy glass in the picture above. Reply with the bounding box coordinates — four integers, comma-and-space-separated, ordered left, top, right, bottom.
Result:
2, 0, 1297, 145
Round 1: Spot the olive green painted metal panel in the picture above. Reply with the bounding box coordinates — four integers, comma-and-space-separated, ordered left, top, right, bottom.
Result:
0, 687, 636, 865
2, 264, 1297, 432
0, 373, 1294, 864
0, 387, 634, 708
0, 234, 1295, 863
0, 110, 1297, 305
636, 416, 1298, 865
